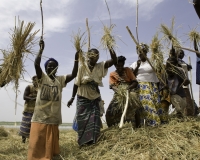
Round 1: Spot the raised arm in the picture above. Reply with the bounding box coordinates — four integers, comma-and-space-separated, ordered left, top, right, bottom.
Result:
23, 86, 36, 101
34, 39, 45, 79
131, 60, 141, 76
67, 84, 78, 107
65, 51, 79, 84
104, 48, 117, 68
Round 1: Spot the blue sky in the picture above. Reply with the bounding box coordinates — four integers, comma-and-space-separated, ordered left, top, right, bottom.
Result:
0, 0, 199, 123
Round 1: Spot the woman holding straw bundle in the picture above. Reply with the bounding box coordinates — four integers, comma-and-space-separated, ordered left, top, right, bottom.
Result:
19, 75, 38, 143
163, 57, 190, 118
67, 48, 117, 146
28, 39, 79, 160
177, 49, 194, 116
105, 55, 142, 128
130, 43, 166, 127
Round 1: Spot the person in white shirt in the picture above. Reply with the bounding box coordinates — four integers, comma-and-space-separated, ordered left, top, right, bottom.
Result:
130, 43, 167, 127
67, 48, 117, 146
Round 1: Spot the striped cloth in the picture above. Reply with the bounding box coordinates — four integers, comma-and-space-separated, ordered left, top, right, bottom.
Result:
18, 112, 33, 138
76, 95, 101, 146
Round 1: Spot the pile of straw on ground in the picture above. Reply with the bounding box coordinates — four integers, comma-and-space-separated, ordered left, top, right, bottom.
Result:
1, 117, 200, 160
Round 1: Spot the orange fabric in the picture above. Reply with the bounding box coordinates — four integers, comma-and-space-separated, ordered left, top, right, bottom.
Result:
28, 123, 60, 160
109, 67, 136, 86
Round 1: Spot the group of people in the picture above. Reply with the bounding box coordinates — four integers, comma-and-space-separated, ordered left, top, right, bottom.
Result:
2, 38, 198, 160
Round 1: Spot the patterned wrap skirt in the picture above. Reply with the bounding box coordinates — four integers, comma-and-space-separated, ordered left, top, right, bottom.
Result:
138, 82, 167, 126
18, 112, 33, 138
76, 95, 101, 146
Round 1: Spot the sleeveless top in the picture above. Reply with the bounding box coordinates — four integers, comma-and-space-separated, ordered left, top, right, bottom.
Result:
24, 85, 37, 113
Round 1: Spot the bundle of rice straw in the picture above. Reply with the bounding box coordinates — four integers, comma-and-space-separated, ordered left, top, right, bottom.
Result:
100, 24, 117, 50
188, 28, 200, 44
113, 84, 129, 111
160, 17, 181, 48
150, 34, 165, 73
71, 29, 87, 67
0, 19, 39, 87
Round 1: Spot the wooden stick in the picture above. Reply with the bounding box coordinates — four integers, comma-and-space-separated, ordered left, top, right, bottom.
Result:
136, 0, 139, 43
105, 0, 111, 27
126, 26, 166, 85
119, 90, 129, 128
188, 56, 195, 113
175, 46, 200, 57
14, 80, 18, 117
40, 0, 44, 39
86, 18, 90, 51
126, 26, 139, 45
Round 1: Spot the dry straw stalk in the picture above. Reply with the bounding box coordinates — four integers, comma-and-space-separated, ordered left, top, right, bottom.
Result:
101, 24, 117, 50
0, 19, 39, 86
188, 28, 200, 44
150, 33, 165, 74
71, 29, 87, 65
1, 117, 200, 159
160, 17, 181, 48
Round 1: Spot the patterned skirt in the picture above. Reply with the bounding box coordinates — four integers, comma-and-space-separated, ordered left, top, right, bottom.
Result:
76, 95, 101, 146
18, 112, 33, 138
138, 82, 167, 126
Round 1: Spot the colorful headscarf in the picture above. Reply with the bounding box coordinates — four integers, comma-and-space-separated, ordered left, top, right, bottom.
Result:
44, 58, 58, 69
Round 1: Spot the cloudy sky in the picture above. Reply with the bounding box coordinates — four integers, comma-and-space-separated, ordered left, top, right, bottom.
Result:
0, 0, 199, 123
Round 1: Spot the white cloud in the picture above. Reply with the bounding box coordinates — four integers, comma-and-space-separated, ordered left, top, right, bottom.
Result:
95, 0, 165, 21
0, 0, 74, 46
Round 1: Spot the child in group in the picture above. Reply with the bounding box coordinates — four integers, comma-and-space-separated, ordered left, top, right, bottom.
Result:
19, 76, 38, 143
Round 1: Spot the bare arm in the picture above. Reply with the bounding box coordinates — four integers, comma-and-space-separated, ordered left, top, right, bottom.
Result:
67, 84, 78, 107
104, 48, 117, 68
65, 51, 79, 84
23, 86, 36, 101
132, 60, 141, 76
34, 39, 45, 79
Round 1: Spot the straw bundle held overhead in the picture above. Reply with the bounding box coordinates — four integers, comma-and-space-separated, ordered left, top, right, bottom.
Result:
188, 28, 200, 44
160, 17, 181, 48
0, 19, 39, 86
100, 24, 117, 50
150, 34, 165, 73
71, 29, 87, 66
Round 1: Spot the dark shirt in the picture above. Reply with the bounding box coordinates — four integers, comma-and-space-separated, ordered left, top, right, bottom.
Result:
196, 56, 200, 85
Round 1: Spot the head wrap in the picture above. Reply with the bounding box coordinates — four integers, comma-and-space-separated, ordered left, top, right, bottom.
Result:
117, 55, 126, 63
87, 48, 99, 58
136, 43, 149, 53
178, 49, 185, 56
32, 75, 37, 80
44, 58, 59, 69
